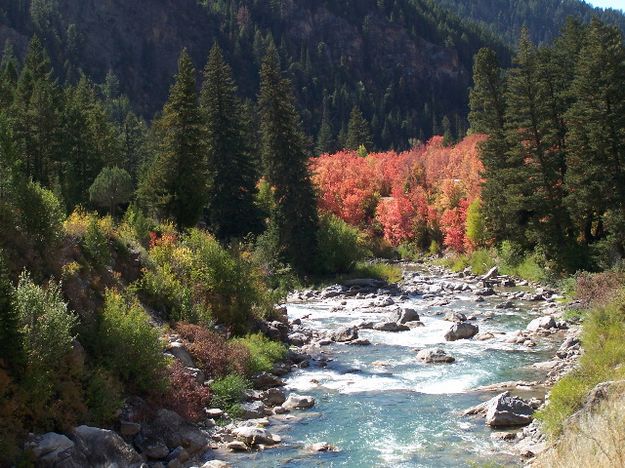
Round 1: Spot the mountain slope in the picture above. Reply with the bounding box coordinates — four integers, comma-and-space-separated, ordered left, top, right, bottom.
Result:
0, 0, 509, 150
438, 0, 625, 44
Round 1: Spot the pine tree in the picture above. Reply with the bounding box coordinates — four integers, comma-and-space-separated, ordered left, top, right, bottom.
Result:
258, 42, 318, 273
200, 44, 261, 240
315, 97, 335, 154
346, 105, 373, 151
0, 251, 22, 372
468, 48, 514, 243
12, 36, 62, 186
0, 40, 19, 108
564, 19, 625, 246
138, 49, 206, 227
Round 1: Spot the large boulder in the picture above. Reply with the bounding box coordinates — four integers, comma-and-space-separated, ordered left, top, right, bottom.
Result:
260, 387, 287, 407
282, 394, 316, 411
373, 322, 409, 332
526, 316, 556, 332
232, 427, 281, 446
72, 426, 144, 465
240, 401, 267, 419
485, 392, 534, 427
253, 372, 286, 390
397, 308, 420, 324
332, 326, 359, 342
142, 409, 209, 457
416, 348, 455, 364
24, 433, 76, 467
444, 322, 479, 341
482, 266, 499, 281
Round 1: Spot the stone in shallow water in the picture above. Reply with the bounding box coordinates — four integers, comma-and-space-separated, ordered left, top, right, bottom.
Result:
373, 322, 409, 332
282, 394, 316, 410
332, 326, 359, 342
444, 322, 479, 341
397, 308, 420, 324
485, 392, 534, 427
416, 348, 455, 364
444, 311, 467, 322
306, 442, 339, 452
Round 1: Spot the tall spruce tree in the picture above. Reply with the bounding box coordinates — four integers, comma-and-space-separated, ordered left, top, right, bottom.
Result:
200, 44, 261, 240
504, 29, 568, 252
346, 105, 373, 151
258, 42, 318, 273
138, 49, 206, 227
468, 48, 514, 243
0, 252, 22, 372
315, 97, 336, 154
0, 41, 18, 108
565, 19, 625, 246
13, 36, 62, 186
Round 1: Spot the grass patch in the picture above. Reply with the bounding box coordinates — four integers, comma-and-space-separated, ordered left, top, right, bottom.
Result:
536, 288, 625, 436
210, 374, 250, 417
437, 249, 496, 275
344, 261, 403, 284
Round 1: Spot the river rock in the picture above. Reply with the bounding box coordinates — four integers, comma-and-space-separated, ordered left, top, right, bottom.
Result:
120, 421, 141, 437
444, 322, 479, 341
474, 332, 495, 341
260, 388, 287, 407
240, 401, 267, 419
201, 461, 230, 468
72, 426, 144, 465
227, 440, 249, 452
253, 372, 286, 390
288, 332, 311, 346
526, 316, 556, 332
397, 308, 420, 324
482, 266, 499, 281
332, 326, 359, 342
347, 338, 372, 346
444, 311, 467, 322
496, 301, 514, 309
282, 394, 315, 410
142, 409, 209, 456
24, 433, 75, 465
485, 392, 534, 427
205, 408, 224, 419
373, 322, 410, 332
232, 427, 281, 446
343, 278, 387, 288
416, 348, 455, 364
306, 442, 339, 452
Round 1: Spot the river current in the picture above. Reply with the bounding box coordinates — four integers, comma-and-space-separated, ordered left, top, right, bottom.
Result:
226, 267, 560, 467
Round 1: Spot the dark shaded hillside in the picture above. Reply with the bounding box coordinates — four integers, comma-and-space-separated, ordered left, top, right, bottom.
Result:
439, 0, 625, 44
0, 0, 509, 150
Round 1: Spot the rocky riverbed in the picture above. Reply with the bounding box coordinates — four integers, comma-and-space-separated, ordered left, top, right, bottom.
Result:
25, 262, 581, 467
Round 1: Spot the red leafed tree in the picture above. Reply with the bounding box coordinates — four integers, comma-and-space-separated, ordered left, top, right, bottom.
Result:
375, 187, 429, 246
440, 198, 470, 252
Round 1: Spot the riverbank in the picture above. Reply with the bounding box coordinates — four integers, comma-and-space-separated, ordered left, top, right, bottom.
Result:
22, 261, 581, 467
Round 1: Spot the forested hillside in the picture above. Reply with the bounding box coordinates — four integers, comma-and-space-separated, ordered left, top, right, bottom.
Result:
0, 0, 510, 150
439, 0, 625, 44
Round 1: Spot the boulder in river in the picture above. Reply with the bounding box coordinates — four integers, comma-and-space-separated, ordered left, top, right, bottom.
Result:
282, 394, 316, 410
485, 392, 534, 427
416, 348, 455, 364
253, 372, 286, 390
444, 322, 479, 341
444, 311, 467, 322
373, 322, 410, 332
397, 308, 420, 324
240, 401, 267, 419
482, 266, 499, 281
232, 427, 281, 446
332, 326, 359, 342
526, 316, 556, 332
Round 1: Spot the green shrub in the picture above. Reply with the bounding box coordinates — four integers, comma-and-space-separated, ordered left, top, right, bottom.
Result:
537, 289, 625, 436
211, 373, 249, 416
88, 166, 133, 217
317, 213, 368, 274
97, 290, 166, 394
17, 181, 65, 249
138, 263, 194, 322
347, 261, 403, 284
15, 272, 77, 392
84, 367, 123, 426
119, 204, 153, 247
82, 217, 111, 266
233, 333, 286, 375
465, 199, 486, 248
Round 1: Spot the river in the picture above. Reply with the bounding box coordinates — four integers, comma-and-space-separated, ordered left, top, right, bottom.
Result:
223, 265, 563, 467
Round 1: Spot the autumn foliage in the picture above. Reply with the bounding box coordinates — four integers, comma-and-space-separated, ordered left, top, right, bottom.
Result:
311, 134, 486, 251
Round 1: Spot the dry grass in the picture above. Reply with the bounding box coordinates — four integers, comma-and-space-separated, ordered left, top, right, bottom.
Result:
534, 389, 625, 468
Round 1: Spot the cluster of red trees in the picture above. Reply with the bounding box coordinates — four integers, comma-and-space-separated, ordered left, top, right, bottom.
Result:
311, 134, 486, 252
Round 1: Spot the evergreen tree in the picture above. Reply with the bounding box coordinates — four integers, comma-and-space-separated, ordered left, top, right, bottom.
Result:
0, 40, 19, 107
315, 97, 336, 154
138, 49, 205, 227
258, 42, 318, 273
12, 36, 62, 186
346, 105, 373, 151
200, 44, 261, 240
0, 251, 22, 372
564, 19, 625, 247
468, 48, 513, 243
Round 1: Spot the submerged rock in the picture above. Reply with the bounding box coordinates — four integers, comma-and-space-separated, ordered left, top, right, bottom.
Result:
306, 442, 339, 452
444, 322, 479, 341
416, 348, 455, 364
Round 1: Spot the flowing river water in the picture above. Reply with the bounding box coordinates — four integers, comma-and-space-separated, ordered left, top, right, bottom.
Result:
223, 265, 563, 467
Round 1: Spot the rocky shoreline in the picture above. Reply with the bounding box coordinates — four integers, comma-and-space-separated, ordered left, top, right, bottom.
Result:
25, 262, 582, 467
